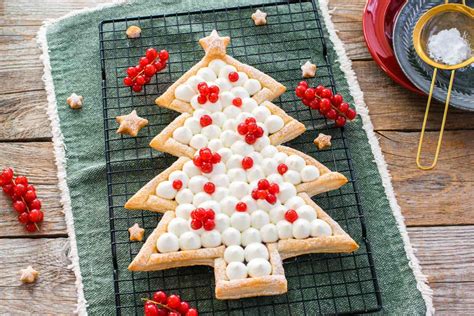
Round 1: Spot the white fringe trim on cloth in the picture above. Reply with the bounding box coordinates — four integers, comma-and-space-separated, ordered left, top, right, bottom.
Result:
317, 0, 434, 315
36, 1, 127, 315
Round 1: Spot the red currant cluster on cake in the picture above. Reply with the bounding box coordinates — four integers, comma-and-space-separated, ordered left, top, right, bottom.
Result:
0, 168, 43, 232
123, 48, 169, 92
192, 148, 221, 174
190, 208, 215, 231
237, 117, 264, 144
251, 179, 280, 205
144, 290, 198, 316
196, 82, 220, 104
295, 81, 357, 127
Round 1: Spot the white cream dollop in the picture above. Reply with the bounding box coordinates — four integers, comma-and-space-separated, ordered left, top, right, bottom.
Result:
301, 165, 320, 182
247, 258, 272, 278
260, 223, 278, 242
310, 219, 332, 237
226, 261, 248, 280
241, 228, 262, 246
244, 242, 269, 261
292, 219, 311, 239
156, 233, 179, 253
155, 181, 177, 199
179, 231, 201, 250
201, 230, 222, 248
222, 227, 241, 246
224, 245, 245, 263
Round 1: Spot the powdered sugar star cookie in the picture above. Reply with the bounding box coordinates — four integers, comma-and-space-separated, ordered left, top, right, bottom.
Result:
314, 133, 332, 150
301, 60, 317, 78
129, 223, 145, 241
20, 265, 39, 284
126, 25, 141, 38
251, 9, 267, 26
67, 93, 83, 109
115, 110, 149, 137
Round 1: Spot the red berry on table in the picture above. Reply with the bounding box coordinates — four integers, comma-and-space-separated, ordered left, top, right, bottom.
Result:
277, 164, 288, 175
179, 301, 190, 314
18, 212, 29, 224
203, 182, 215, 194
335, 116, 346, 127
209, 85, 219, 94
186, 309, 198, 316
127, 67, 138, 77
169, 312, 180, 316
237, 123, 248, 135
153, 290, 167, 304
191, 219, 202, 230
265, 194, 276, 204
1, 168, 14, 182
236, 202, 247, 212
16, 176, 28, 185
319, 98, 331, 113
132, 84, 143, 92
2, 184, 14, 196
153, 61, 164, 71
228, 71, 239, 82
245, 117, 256, 125
200, 115, 212, 127
241, 157, 253, 170
301, 98, 312, 107
135, 65, 143, 72
144, 64, 157, 76
139, 57, 149, 68
144, 302, 159, 316
146, 48, 157, 60
257, 179, 270, 190
159, 49, 169, 61
156, 308, 168, 316
304, 88, 315, 100
211, 152, 221, 164
298, 81, 308, 87
136, 75, 146, 85
208, 93, 218, 103
25, 223, 36, 233
24, 190, 36, 202
326, 109, 337, 120
339, 102, 349, 113
172, 180, 183, 190
167, 295, 181, 309
232, 97, 242, 107
321, 88, 333, 98
203, 219, 215, 231
26, 184, 35, 192
285, 209, 298, 223
332, 94, 343, 106
309, 99, 320, 110
13, 184, 26, 197
346, 108, 357, 120
123, 77, 133, 86
245, 133, 256, 144
13, 200, 26, 213
268, 183, 280, 194
29, 199, 41, 210
295, 85, 307, 98
199, 148, 212, 161
144, 76, 152, 84
28, 209, 43, 223
200, 163, 213, 174
197, 94, 207, 104
315, 85, 324, 96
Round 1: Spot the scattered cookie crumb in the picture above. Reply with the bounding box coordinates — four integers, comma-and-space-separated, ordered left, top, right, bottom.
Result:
20, 266, 39, 284
116, 110, 149, 137
314, 133, 332, 150
251, 9, 267, 26
66, 93, 83, 110
126, 25, 141, 39
301, 60, 317, 78
128, 223, 145, 241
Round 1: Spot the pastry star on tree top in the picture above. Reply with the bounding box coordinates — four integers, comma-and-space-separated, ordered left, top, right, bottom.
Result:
124, 30, 357, 300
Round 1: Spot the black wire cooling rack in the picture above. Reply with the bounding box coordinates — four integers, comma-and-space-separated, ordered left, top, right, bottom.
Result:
99, 0, 382, 314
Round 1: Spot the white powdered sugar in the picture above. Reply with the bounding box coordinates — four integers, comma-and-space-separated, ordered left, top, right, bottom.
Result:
427, 28, 471, 66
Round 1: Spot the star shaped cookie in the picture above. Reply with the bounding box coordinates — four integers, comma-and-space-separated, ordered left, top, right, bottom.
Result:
126, 25, 141, 38
314, 133, 332, 150
115, 110, 149, 137
199, 30, 230, 57
67, 93, 83, 109
129, 223, 145, 241
20, 266, 39, 283
251, 9, 267, 26
301, 60, 317, 78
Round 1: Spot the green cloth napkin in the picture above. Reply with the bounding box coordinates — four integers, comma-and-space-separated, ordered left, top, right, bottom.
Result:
42, 0, 429, 314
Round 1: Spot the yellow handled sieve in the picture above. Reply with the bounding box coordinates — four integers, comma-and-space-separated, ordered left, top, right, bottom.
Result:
412, 0, 473, 170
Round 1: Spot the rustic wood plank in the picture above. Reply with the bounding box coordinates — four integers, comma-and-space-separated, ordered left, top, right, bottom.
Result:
0, 142, 66, 237
379, 130, 474, 226
0, 238, 76, 314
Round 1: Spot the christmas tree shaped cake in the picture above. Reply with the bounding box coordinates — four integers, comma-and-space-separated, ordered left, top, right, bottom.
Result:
125, 30, 358, 299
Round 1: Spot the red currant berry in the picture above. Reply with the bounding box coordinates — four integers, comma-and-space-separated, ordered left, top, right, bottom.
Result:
123, 77, 133, 86
169, 312, 180, 316
24, 190, 36, 202
346, 108, 357, 120
265, 194, 276, 204
203, 182, 215, 194
245, 117, 257, 125
13, 200, 26, 213
144, 75, 152, 84
144, 64, 157, 76
186, 309, 198, 316
153, 291, 167, 304
319, 98, 331, 113
197, 94, 207, 104
315, 85, 324, 96
172, 180, 183, 190
277, 164, 288, 175
211, 153, 221, 164
245, 133, 256, 144
326, 109, 337, 120
205, 209, 215, 220
29, 199, 41, 210
13, 184, 26, 197
136, 75, 146, 85
257, 190, 268, 200
25, 223, 36, 232
199, 148, 213, 161
146, 48, 157, 60
127, 67, 138, 77
232, 97, 242, 107
2, 184, 14, 197
298, 81, 309, 88
26, 184, 35, 192
132, 84, 143, 92
15, 176, 28, 186
295, 85, 307, 98
191, 219, 202, 230
208, 93, 218, 103
321, 88, 333, 99
335, 116, 346, 127
268, 183, 280, 194
254, 126, 264, 138
179, 301, 190, 314
209, 85, 220, 94
200, 163, 213, 174
241, 157, 253, 170
153, 61, 164, 71
339, 102, 349, 113
195, 208, 206, 219
167, 294, 181, 309
159, 49, 169, 61
18, 212, 29, 224
302, 98, 312, 106
28, 209, 43, 223
228, 71, 239, 82
197, 82, 209, 95
247, 122, 258, 134
139, 57, 150, 68
200, 115, 212, 127
251, 189, 259, 200
193, 156, 203, 167
135, 65, 143, 72
203, 219, 215, 231
144, 302, 159, 316
309, 99, 320, 110
304, 88, 316, 100
285, 209, 298, 223
237, 123, 248, 135
157, 308, 168, 316
235, 202, 247, 212
257, 179, 270, 190
332, 94, 343, 106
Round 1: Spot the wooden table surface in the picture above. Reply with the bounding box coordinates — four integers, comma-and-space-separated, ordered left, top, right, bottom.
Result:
1, 0, 473, 314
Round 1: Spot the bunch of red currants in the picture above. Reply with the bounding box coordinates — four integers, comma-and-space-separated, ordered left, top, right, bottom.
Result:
144, 290, 198, 316
123, 48, 169, 92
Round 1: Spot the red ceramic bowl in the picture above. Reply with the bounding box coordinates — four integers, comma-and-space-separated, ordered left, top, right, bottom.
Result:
363, 0, 423, 95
